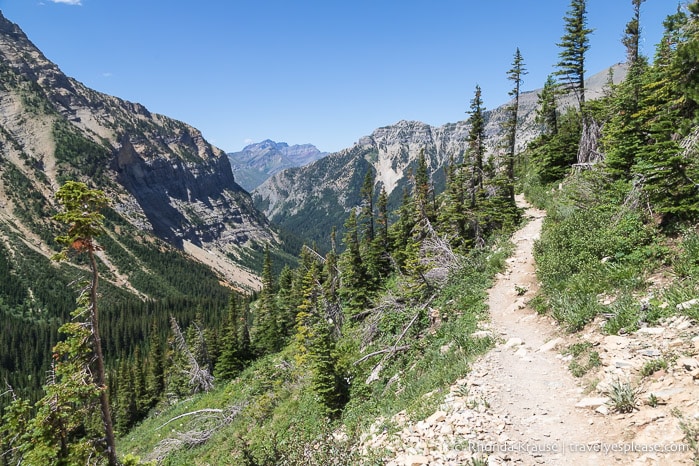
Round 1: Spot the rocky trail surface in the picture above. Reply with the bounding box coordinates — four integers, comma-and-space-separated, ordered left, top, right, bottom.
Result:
363, 197, 698, 465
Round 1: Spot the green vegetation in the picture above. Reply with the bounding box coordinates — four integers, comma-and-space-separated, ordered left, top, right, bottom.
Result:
6, 1, 699, 463
640, 358, 668, 377
605, 379, 641, 413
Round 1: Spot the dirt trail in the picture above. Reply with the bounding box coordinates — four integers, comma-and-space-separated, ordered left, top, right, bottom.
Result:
373, 196, 696, 465
472, 196, 617, 464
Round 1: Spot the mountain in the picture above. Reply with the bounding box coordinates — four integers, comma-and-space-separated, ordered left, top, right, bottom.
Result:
227, 139, 327, 191
0, 11, 283, 401
0, 10, 278, 289
252, 64, 627, 246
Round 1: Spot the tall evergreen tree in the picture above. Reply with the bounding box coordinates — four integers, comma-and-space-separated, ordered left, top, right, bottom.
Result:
215, 295, 245, 381
504, 48, 527, 202
555, 0, 592, 109
466, 85, 486, 215
146, 322, 165, 408
536, 75, 560, 137
622, 0, 645, 64
413, 148, 433, 222
52, 181, 118, 465
556, 0, 594, 164
359, 169, 375, 243
338, 210, 369, 312
253, 247, 281, 355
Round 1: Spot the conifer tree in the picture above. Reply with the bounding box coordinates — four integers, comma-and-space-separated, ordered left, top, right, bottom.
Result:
556, 0, 594, 165
276, 265, 299, 340
146, 322, 165, 408
359, 169, 375, 243
536, 75, 560, 137
215, 295, 245, 381
52, 181, 118, 465
603, 0, 651, 177
294, 262, 344, 415
622, 0, 645, 65
467, 85, 486, 207
631, 7, 699, 221
132, 346, 147, 416
390, 187, 416, 269
253, 247, 281, 355
504, 48, 527, 202
438, 155, 469, 249
413, 149, 433, 221
338, 210, 369, 312
368, 187, 393, 281
555, 0, 592, 109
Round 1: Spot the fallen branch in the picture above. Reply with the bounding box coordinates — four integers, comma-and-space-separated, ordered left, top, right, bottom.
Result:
157, 409, 224, 430
353, 345, 410, 365
366, 295, 435, 384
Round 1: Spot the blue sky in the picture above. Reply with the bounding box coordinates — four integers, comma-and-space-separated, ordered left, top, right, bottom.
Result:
0, 1, 684, 153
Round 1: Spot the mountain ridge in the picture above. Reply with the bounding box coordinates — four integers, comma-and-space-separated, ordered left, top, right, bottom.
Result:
252, 63, 627, 246
0, 10, 279, 290
227, 139, 327, 191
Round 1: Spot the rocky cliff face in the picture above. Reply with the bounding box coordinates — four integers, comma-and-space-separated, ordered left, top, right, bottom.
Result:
228, 139, 327, 191
253, 65, 627, 246
0, 11, 275, 289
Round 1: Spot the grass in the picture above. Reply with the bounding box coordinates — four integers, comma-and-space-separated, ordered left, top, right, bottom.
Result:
564, 343, 601, 377
640, 358, 668, 377
118, 237, 513, 465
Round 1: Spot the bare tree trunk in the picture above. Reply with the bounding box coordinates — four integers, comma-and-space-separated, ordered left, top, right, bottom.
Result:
88, 247, 118, 466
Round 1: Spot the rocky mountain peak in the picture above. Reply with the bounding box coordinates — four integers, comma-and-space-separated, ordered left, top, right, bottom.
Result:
0, 11, 276, 289
228, 139, 327, 191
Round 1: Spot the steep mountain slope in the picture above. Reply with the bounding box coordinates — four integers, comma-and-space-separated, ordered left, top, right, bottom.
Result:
253, 65, 627, 246
0, 11, 277, 287
0, 11, 281, 401
228, 139, 327, 191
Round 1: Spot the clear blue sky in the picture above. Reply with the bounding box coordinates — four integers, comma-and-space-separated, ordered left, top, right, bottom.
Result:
0, 0, 684, 153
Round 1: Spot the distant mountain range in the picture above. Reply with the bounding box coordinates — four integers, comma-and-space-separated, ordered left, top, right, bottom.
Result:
252, 64, 627, 246
228, 140, 327, 191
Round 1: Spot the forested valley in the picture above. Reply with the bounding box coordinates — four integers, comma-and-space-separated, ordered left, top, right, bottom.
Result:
4, 1, 699, 465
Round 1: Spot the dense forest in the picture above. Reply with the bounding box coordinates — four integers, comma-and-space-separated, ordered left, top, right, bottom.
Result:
3, 0, 699, 464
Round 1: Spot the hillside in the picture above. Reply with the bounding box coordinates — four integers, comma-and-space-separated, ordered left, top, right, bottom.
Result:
0, 11, 284, 405
4, 3, 699, 466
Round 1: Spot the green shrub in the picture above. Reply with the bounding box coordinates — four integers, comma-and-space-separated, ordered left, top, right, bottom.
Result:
640, 359, 668, 377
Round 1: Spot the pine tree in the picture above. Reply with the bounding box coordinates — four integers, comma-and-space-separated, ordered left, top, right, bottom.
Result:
390, 187, 416, 270
556, 0, 594, 164
215, 295, 245, 381
52, 181, 118, 465
504, 48, 527, 202
145, 322, 165, 408
622, 0, 645, 65
438, 155, 469, 249
338, 210, 369, 312
276, 265, 299, 340
629, 8, 699, 222
294, 262, 344, 415
536, 75, 560, 136
253, 247, 281, 355
132, 346, 147, 417
368, 188, 393, 281
555, 0, 592, 109
467, 85, 486, 207
359, 169, 375, 243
